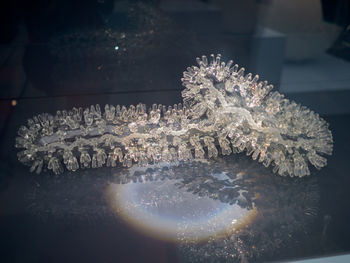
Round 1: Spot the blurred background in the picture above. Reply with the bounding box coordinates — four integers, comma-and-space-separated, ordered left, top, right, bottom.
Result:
1, 0, 349, 113
0, 0, 350, 262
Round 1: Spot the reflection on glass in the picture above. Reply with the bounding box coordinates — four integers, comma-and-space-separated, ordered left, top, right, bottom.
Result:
106, 177, 256, 242
25, 154, 320, 262
105, 155, 320, 262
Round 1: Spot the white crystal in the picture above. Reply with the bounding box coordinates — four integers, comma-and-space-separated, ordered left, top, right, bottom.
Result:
15, 54, 333, 177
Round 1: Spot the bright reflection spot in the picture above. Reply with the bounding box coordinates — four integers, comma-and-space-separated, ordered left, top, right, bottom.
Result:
114, 46, 119, 51
105, 178, 257, 242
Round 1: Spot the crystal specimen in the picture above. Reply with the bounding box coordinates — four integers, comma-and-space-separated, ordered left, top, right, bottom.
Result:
15, 54, 333, 177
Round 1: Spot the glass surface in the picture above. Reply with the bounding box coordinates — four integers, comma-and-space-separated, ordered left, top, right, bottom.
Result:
1, 0, 350, 262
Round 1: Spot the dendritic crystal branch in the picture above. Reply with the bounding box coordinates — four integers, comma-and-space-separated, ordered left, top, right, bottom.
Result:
16, 54, 333, 177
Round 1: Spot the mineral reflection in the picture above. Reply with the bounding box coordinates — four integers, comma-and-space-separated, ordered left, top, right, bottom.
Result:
24, 154, 320, 262
104, 155, 320, 262
105, 178, 257, 242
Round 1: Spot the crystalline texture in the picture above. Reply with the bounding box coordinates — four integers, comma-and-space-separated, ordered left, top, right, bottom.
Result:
15, 54, 333, 177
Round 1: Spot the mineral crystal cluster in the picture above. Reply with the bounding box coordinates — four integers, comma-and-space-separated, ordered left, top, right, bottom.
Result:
16, 54, 333, 177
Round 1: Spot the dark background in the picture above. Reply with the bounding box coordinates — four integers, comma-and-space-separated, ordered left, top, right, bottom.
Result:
0, 0, 350, 262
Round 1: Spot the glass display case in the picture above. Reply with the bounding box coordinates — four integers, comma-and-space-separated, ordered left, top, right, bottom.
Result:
0, 0, 350, 262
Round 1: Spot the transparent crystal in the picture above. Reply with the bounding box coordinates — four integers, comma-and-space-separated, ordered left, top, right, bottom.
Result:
48, 157, 63, 175
63, 151, 79, 171
80, 151, 91, 168
15, 54, 333, 177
